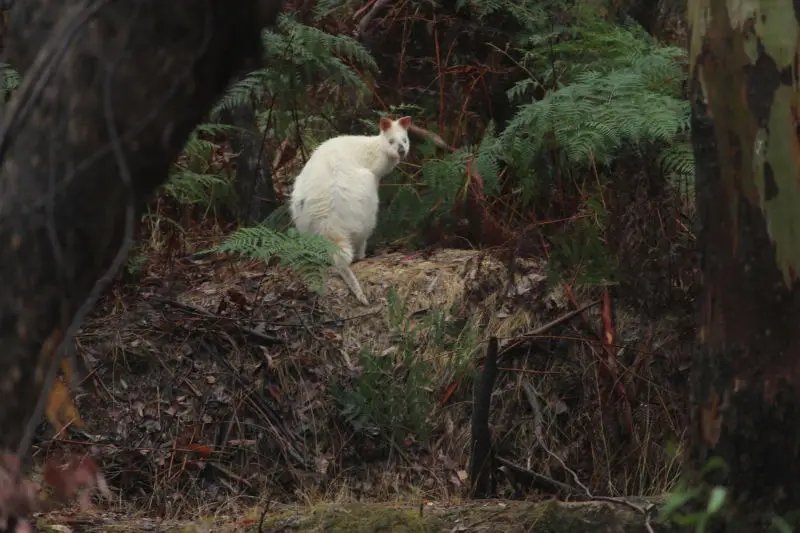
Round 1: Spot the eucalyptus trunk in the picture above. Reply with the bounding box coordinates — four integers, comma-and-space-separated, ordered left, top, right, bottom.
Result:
689, 1, 800, 529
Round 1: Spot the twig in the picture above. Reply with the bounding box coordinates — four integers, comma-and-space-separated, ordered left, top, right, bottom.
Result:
521, 381, 543, 440
353, 0, 392, 39
495, 455, 579, 496
532, 413, 657, 533
499, 299, 602, 357
407, 124, 453, 152
258, 496, 272, 533
515, 333, 657, 532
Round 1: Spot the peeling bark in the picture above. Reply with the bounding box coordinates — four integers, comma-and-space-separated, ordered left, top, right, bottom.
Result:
0, 0, 282, 453
689, 0, 800, 529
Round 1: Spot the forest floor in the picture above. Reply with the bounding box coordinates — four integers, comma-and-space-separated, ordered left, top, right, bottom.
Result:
35, 498, 670, 532
28, 226, 692, 532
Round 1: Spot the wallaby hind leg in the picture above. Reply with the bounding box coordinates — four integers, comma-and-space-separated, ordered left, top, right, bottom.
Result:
329, 235, 369, 305
337, 265, 369, 305
354, 238, 367, 261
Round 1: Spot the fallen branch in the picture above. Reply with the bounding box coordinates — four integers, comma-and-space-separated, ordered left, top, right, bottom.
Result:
499, 299, 602, 358
496, 455, 579, 497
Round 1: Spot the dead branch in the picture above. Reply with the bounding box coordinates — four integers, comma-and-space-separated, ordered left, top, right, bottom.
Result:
353, 0, 393, 39
499, 299, 602, 358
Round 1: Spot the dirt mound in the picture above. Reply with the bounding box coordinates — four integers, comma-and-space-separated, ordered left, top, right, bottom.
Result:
37, 248, 690, 517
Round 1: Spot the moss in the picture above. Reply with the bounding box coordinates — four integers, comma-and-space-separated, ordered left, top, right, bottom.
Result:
254, 500, 672, 532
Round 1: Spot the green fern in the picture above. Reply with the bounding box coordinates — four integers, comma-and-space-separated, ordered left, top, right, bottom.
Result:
333, 289, 434, 447
547, 194, 617, 286
376, 4, 694, 260
660, 141, 696, 197
162, 172, 231, 206
212, 226, 337, 292
493, 42, 690, 206
161, 123, 240, 207
0, 63, 19, 100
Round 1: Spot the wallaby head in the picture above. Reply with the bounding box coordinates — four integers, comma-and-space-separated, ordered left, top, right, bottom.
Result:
378, 116, 412, 161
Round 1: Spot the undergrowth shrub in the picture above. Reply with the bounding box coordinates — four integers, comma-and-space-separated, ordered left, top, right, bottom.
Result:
547, 194, 617, 285
333, 289, 482, 450
163, 123, 241, 207
333, 290, 434, 446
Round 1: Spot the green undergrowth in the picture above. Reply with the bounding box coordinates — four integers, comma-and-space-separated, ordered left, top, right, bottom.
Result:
332, 289, 480, 450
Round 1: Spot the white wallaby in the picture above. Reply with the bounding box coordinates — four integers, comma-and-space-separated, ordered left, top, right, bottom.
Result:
289, 116, 412, 305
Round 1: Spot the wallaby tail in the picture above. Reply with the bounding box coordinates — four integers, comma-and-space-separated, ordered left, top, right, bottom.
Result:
327, 234, 369, 305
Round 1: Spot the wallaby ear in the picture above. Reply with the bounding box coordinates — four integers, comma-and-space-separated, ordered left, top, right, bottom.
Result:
379, 117, 392, 132
398, 116, 412, 130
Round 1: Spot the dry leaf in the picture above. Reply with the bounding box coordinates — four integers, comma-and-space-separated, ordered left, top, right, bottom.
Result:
44, 377, 85, 438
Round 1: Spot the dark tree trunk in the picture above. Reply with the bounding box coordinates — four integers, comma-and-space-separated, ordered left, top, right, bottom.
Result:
469, 337, 498, 498
220, 100, 278, 224
616, 0, 686, 43
688, 1, 800, 529
0, 0, 282, 455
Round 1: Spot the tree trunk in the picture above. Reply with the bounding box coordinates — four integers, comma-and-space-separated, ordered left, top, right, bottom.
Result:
617, 0, 686, 43
220, 100, 278, 224
0, 0, 282, 455
689, 1, 800, 529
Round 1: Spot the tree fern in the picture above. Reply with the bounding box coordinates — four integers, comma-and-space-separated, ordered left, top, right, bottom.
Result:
212, 226, 337, 293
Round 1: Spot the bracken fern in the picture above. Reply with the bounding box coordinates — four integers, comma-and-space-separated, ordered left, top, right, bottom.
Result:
212, 226, 338, 293
162, 123, 241, 206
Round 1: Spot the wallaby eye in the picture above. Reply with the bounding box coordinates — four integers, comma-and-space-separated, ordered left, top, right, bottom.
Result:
388, 139, 395, 144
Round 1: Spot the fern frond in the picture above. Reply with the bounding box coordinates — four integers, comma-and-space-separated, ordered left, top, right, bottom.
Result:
213, 226, 337, 292
162, 171, 232, 206
0, 63, 19, 97
499, 42, 689, 173
659, 141, 696, 195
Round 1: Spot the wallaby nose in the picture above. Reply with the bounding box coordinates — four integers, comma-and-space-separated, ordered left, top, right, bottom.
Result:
397, 145, 407, 157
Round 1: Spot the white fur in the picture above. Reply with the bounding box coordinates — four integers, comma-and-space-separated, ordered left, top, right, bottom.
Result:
289, 117, 412, 305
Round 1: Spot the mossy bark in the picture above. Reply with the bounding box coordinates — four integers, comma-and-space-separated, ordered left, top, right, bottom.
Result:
688, 0, 800, 529
0, 1, 281, 452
